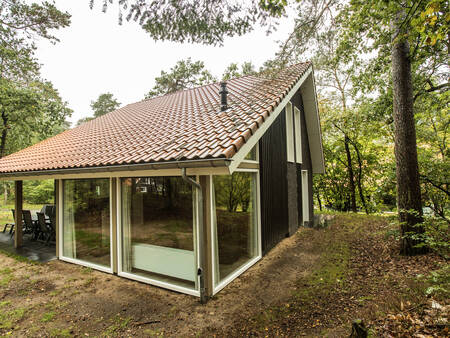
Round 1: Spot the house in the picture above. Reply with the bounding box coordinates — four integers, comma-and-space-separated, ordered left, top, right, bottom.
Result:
0, 62, 324, 302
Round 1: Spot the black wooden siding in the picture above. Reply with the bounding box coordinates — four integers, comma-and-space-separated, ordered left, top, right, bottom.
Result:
259, 108, 289, 254
259, 89, 315, 255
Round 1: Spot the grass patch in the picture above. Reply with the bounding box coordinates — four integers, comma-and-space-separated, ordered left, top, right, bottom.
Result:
49, 327, 73, 338
41, 311, 56, 322
81, 267, 93, 274
0, 248, 40, 265
0, 307, 26, 329
0, 267, 13, 287
103, 315, 131, 336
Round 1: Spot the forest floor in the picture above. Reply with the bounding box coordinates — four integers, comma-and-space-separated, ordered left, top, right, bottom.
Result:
0, 214, 448, 337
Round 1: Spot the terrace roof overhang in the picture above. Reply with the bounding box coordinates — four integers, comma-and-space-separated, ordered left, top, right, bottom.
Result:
0, 158, 232, 181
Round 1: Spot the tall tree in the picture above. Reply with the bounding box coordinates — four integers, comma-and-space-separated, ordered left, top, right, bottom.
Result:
337, 0, 448, 254
0, 0, 72, 158
222, 61, 257, 80
145, 58, 215, 99
391, 9, 424, 254
91, 93, 121, 117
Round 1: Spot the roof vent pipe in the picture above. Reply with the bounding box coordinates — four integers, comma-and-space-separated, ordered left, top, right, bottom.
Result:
219, 81, 228, 111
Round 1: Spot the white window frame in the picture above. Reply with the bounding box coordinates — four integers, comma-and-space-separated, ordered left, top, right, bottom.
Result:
210, 169, 262, 295
115, 176, 201, 297
58, 178, 114, 274
301, 170, 309, 224
285, 102, 295, 162
294, 106, 302, 164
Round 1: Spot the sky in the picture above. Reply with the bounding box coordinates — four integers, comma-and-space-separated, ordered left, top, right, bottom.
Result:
35, 2, 295, 126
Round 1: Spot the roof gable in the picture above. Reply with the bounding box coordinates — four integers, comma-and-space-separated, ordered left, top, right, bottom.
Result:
0, 62, 318, 175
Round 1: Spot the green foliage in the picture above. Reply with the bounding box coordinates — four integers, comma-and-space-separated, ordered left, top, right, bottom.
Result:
414, 216, 449, 257
23, 180, 54, 204
145, 58, 216, 99
91, 93, 121, 118
222, 61, 257, 81
92, 0, 284, 45
423, 264, 449, 298
75, 116, 93, 126
76, 93, 120, 126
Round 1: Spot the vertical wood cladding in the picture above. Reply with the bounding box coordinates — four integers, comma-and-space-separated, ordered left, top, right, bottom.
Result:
259, 89, 315, 255
259, 108, 289, 255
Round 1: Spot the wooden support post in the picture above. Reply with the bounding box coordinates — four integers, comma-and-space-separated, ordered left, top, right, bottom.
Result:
111, 178, 118, 274
14, 180, 23, 248
200, 176, 214, 298
54, 179, 60, 258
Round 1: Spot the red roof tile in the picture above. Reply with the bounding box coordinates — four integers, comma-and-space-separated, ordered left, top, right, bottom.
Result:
0, 62, 311, 174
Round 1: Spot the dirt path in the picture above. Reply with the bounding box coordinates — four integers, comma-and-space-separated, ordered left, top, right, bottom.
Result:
0, 214, 446, 337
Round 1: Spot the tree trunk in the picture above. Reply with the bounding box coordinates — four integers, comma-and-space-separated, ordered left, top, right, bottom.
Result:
0, 110, 8, 159
317, 192, 322, 211
391, 15, 426, 255
344, 135, 357, 213
352, 142, 369, 214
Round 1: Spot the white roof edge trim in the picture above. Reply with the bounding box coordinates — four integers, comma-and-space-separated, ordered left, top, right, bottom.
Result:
301, 68, 325, 174
228, 66, 313, 173
229, 65, 325, 174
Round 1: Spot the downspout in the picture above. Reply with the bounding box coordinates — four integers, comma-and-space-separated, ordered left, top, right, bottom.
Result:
181, 168, 207, 304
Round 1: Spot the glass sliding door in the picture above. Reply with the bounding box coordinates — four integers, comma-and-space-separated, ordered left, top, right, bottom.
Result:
62, 178, 111, 268
120, 177, 197, 291
212, 172, 258, 285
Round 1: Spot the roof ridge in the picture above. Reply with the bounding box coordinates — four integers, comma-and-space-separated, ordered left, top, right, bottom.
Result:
140, 61, 312, 103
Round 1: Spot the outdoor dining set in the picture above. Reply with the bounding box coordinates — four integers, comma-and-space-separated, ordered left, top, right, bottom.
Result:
2, 205, 56, 245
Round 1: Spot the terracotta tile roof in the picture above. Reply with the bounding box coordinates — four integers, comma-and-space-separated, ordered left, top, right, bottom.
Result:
0, 62, 311, 174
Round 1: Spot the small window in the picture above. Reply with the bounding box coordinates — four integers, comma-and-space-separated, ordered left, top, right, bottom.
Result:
285, 102, 295, 162
244, 145, 257, 161
302, 170, 309, 223
294, 106, 302, 163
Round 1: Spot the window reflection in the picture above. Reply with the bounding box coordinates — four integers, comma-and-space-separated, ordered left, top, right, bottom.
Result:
63, 179, 110, 267
121, 177, 196, 289
213, 172, 257, 283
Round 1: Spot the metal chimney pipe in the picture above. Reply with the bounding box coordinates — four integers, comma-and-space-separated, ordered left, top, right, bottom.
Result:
219, 81, 228, 111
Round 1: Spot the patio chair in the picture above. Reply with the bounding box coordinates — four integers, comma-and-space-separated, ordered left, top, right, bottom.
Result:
37, 212, 51, 243
1, 209, 14, 233
47, 214, 56, 244
44, 205, 55, 218
8, 209, 19, 237
22, 210, 34, 235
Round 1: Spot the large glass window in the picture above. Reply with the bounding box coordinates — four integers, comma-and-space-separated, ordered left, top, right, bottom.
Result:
120, 177, 196, 290
213, 172, 258, 284
63, 179, 111, 268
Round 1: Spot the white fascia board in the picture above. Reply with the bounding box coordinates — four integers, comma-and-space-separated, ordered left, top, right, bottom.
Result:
300, 69, 325, 174
0, 166, 230, 181
228, 66, 313, 174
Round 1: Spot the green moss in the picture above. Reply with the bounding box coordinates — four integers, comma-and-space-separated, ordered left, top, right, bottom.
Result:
255, 226, 351, 329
